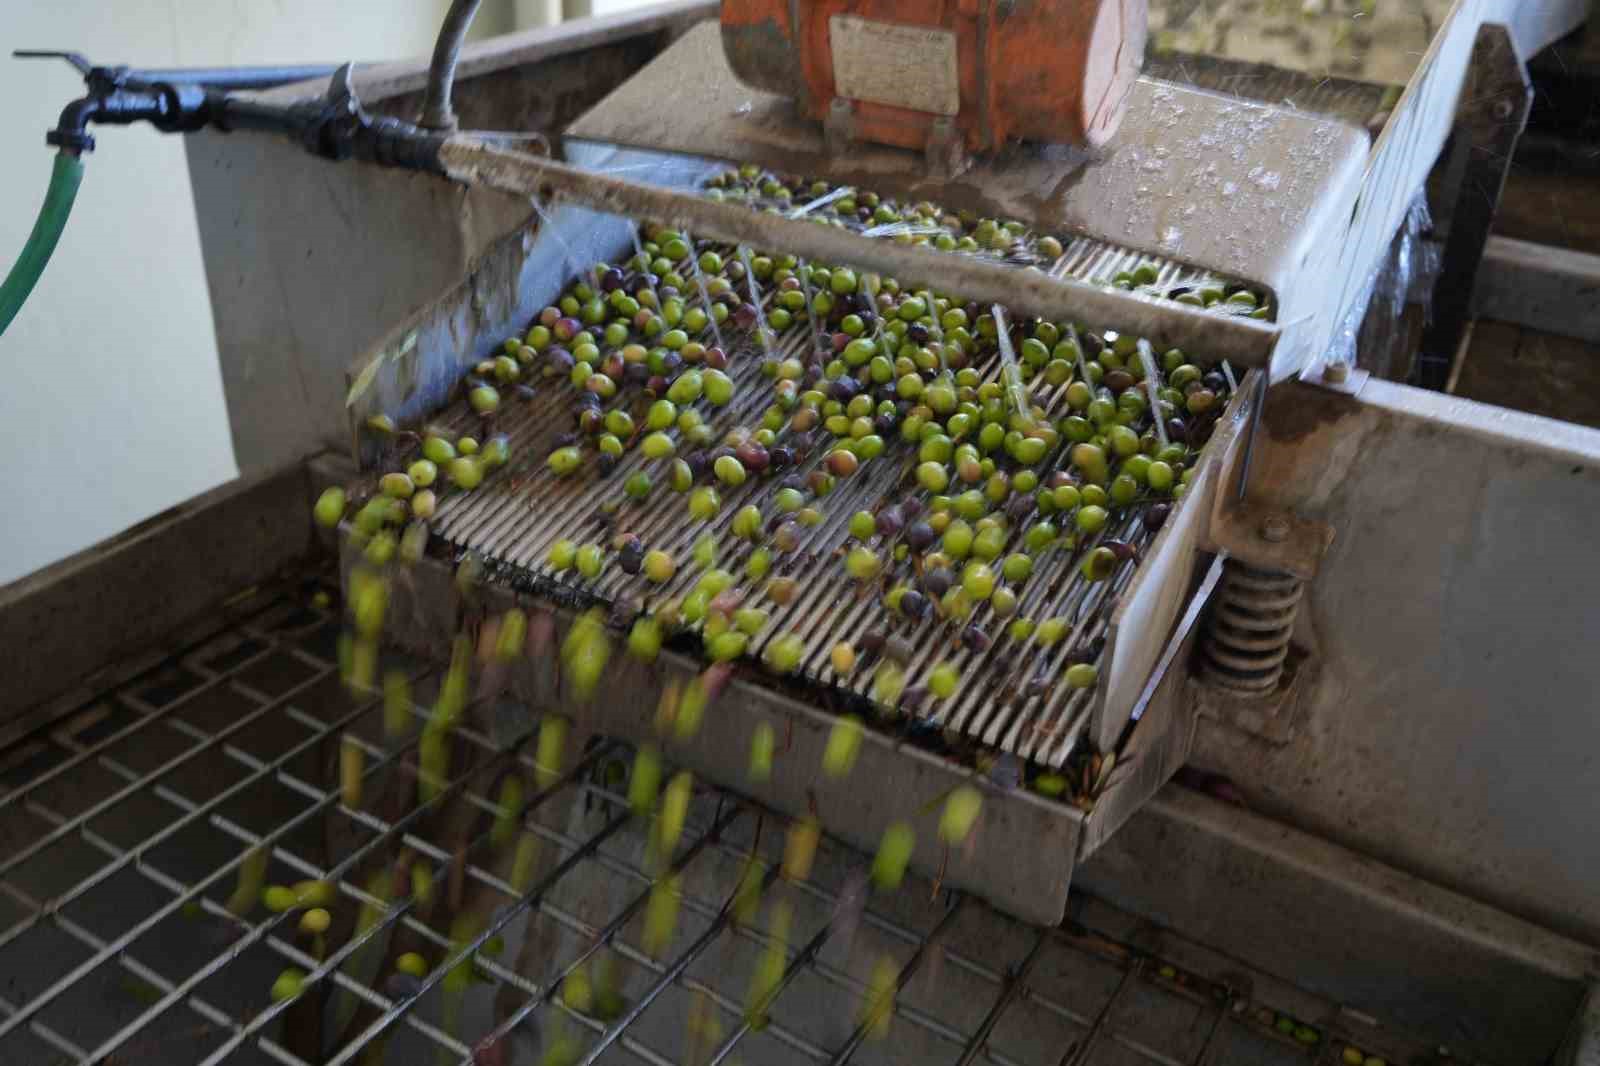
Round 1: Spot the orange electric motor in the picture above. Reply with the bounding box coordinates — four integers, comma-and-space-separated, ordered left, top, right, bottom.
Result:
721, 0, 1147, 157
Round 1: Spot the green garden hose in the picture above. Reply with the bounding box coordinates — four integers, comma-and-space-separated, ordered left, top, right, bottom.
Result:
0, 152, 85, 338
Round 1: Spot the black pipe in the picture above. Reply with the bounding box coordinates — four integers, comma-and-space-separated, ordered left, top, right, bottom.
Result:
419, 0, 483, 130
122, 64, 339, 90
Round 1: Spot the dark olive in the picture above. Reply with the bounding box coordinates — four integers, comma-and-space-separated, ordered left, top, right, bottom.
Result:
899, 590, 929, 621
1144, 503, 1170, 532
1103, 539, 1137, 562
906, 521, 937, 552
922, 567, 954, 598
960, 626, 992, 653
736, 442, 770, 472
1005, 494, 1036, 523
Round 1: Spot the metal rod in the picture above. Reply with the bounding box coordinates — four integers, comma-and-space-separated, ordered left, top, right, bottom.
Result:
704, 907, 845, 1066
1111, 554, 1228, 752
470, 799, 750, 1062
0, 657, 355, 953
421, 0, 483, 129
435, 138, 1279, 367
573, 861, 786, 1066
0, 613, 286, 817
823, 898, 967, 1066
953, 929, 1049, 1066
130, 64, 339, 89
1062, 963, 1141, 1066
1237, 368, 1268, 503
316, 807, 634, 1066
186, 740, 617, 1066
0, 686, 591, 1051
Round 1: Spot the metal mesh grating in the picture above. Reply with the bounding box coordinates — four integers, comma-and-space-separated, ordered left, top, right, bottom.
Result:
0, 573, 1452, 1066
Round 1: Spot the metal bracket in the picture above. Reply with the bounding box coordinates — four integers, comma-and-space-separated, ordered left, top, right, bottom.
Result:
1415, 23, 1533, 390
822, 97, 857, 156
1297, 358, 1370, 397
924, 116, 972, 182
1208, 502, 1333, 583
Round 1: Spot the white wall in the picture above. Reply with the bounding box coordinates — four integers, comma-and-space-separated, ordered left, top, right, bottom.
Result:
0, 0, 499, 585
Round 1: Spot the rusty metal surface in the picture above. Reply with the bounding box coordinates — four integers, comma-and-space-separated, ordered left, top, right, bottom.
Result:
438, 137, 1282, 367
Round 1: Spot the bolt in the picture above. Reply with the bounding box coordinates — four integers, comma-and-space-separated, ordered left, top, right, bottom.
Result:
1323, 360, 1350, 384
1493, 99, 1515, 120
1260, 514, 1291, 543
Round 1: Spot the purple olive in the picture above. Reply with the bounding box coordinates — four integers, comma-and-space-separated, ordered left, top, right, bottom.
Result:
736, 442, 770, 472
617, 537, 644, 574
1103, 539, 1137, 563
922, 567, 954, 598
960, 626, 992, 653
906, 521, 936, 552
875, 506, 904, 538
769, 446, 795, 470
601, 266, 625, 292
899, 590, 929, 621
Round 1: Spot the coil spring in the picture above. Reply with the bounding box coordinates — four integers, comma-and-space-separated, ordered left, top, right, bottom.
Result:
1200, 561, 1303, 696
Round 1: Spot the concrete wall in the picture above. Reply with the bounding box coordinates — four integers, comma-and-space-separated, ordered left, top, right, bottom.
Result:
0, 0, 520, 585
